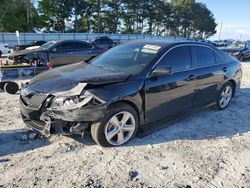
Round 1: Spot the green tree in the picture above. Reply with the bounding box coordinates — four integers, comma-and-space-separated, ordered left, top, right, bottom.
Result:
38, 0, 72, 32
0, 0, 40, 32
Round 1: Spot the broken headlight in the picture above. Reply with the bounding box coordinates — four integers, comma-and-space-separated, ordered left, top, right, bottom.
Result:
50, 91, 93, 109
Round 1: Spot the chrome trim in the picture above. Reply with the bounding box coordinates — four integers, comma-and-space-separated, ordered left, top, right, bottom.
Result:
147, 44, 226, 77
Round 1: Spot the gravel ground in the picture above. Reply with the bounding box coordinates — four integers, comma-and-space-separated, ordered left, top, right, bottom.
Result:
0, 63, 250, 188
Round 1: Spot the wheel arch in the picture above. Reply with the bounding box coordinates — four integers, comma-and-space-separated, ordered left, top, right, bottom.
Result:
228, 79, 237, 97
107, 100, 142, 125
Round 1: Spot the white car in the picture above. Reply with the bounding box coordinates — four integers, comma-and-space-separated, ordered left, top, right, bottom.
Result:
0, 43, 10, 57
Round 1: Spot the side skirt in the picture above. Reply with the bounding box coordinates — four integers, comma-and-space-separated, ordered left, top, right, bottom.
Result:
137, 102, 215, 137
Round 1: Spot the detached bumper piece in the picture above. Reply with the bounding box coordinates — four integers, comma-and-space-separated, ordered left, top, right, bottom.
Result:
20, 91, 107, 137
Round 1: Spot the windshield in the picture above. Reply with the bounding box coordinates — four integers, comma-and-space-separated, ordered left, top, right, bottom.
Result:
227, 42, 246, 49
91, 42, 162, 74
39, 41, 57, 50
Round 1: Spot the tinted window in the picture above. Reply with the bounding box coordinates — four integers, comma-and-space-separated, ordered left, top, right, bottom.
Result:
74, 42, 92, 50
193, 46, 216, 67
159, 46, 192, 72
57, 42, 76, 51
214, 52, 224, 64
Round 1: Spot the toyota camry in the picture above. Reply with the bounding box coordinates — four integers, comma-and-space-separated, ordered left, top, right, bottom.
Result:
20, 40, 242, 147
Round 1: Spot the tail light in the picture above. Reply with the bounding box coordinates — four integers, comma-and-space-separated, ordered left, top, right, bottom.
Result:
47, 62, 53, 69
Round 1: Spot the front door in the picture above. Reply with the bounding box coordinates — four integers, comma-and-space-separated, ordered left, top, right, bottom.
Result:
144, 46, 197, 123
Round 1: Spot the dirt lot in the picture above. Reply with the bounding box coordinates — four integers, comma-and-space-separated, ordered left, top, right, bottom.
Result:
0, 63, 250, 188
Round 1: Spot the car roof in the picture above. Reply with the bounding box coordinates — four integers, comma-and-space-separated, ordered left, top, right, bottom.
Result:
124, 39, 213, 48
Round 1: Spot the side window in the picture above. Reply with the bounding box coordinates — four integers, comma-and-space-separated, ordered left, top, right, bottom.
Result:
56, 42, 76, 51
76, 42, 93, 50
159, 46, 192, 72
193, 46, 216, 67
214, 52, 224, 64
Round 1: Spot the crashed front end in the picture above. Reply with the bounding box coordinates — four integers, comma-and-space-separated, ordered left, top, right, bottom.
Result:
19, 83, 106, 137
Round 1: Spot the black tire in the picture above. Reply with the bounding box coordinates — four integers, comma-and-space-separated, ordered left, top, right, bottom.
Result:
214, 82, 234, 110
0, 82, 7, 90
239, 55, 244, 62
91, 103, 138, 147
4, 82, 19, 94
0, 51, 2, 57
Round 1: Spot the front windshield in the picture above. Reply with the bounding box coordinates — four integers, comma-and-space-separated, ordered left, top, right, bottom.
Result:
227, 42, 246, 49
39, 41, 57, 50
91, 42, 162, 74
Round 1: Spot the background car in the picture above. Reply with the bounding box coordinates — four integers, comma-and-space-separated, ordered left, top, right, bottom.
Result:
0, 43, 10, 57
220, 41, 250, 61
92, 36, 116, 51
19, 40, 242, 147
12, 40, 47, 52
10, 40, 103, 67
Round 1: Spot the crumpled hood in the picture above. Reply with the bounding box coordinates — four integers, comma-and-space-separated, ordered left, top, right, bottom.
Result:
27, 62, 131, 94
10, 48, 44, 57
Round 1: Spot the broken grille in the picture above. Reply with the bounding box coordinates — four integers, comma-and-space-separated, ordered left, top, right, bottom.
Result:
21, 93, 48, 110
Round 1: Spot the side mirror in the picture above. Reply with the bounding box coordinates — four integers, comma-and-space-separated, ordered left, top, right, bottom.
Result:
150, 67, 173, 77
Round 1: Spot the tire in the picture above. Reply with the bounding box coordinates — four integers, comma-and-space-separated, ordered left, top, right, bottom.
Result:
0, 51, 2, 57
214, 82, 234, 110
91, 103, 138, 147
0, 82, 7, 90
239, 55, 244, 62
4, 82, 19, 94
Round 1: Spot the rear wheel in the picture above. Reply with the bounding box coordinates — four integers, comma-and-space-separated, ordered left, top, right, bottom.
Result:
214, 82, 233, 110
239, 55, 244, 62
0, 51, 2, 57
91, 103, 138, 147
0, 82, 7, 90
4, 82, 19, 94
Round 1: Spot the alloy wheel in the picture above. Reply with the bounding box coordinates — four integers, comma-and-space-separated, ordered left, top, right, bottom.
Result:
104, 111, 136, 146
219, 85, 233, 108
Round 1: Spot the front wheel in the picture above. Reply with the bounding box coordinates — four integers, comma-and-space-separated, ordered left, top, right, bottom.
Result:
91, 103, 138, 147
214, 82, 234, 110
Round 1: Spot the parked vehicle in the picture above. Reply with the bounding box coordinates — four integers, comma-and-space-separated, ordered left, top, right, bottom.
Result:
12, 41, 47, 52
0, 43, 10, 57
92, 36, 116, 50
10, 40, 103, 67
220, 41, 250, 61
19, 40, 242, 147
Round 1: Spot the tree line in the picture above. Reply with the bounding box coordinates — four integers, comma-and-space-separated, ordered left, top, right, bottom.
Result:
0, 0, 217, 39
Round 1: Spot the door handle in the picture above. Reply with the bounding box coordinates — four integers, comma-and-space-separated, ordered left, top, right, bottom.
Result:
186, 75, 195, 81
223, 67, 227, 72
67, 52, 73, 55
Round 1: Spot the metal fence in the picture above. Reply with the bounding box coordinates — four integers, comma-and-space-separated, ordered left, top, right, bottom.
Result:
0, 32, 184, 47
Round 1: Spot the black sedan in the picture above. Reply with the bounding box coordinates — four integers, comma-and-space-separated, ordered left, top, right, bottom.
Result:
220, 41, 250, 61
10, 40, 103, 67
19, 40, 242, 147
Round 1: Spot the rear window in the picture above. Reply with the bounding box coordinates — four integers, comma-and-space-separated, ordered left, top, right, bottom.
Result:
193, 46, 216, 67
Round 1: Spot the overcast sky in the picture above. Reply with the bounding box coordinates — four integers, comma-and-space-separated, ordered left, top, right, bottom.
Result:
197, 0, 250, 40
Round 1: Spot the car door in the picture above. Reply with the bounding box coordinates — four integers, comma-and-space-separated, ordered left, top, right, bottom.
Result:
144, 45, 197, 123
49, 42, 77, 66
73, 42, 95, 62
192, 45, 226, 107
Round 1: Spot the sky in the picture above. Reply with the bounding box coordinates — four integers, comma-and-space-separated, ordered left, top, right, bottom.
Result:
196, 0, 250, 40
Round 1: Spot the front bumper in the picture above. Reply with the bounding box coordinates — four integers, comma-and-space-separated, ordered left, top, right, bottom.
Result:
20, 97, 106, 136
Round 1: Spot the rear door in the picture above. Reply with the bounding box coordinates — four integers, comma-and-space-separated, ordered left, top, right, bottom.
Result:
192, 45, 227, 106
144, 46, 197, 123
73, 42, 95, 62
49, 42, 77, 66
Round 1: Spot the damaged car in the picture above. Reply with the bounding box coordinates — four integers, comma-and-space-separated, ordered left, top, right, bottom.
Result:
10, 40, 103, 67
20, 40, 242, 147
